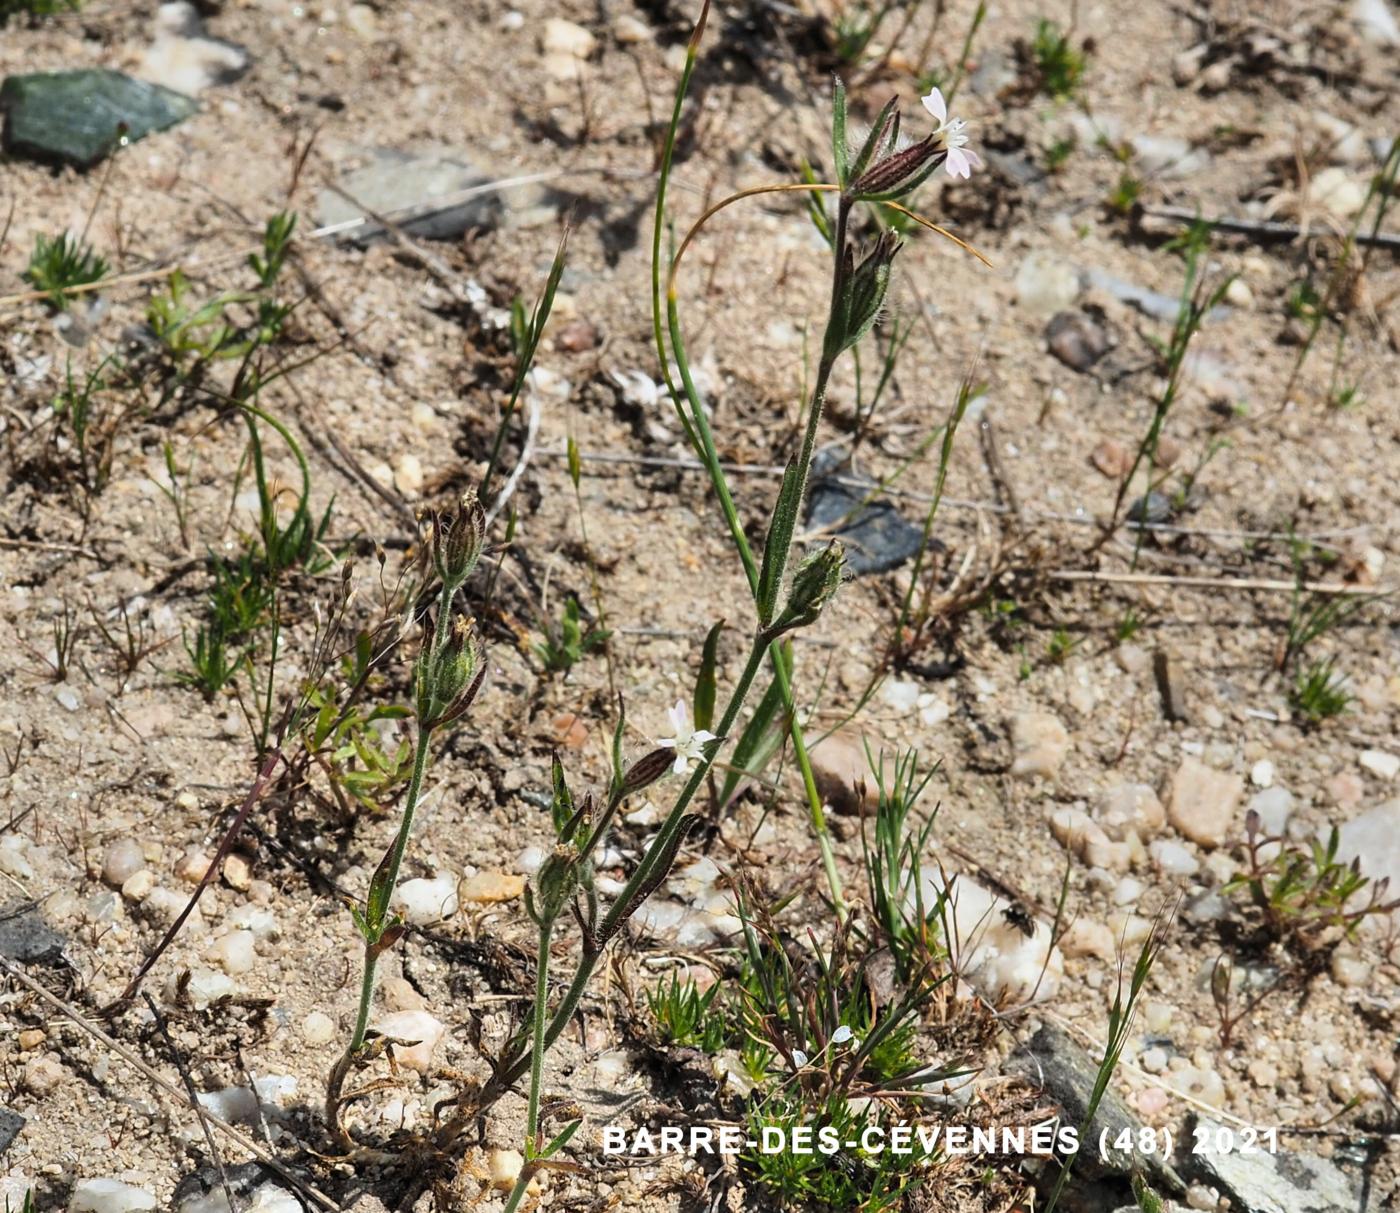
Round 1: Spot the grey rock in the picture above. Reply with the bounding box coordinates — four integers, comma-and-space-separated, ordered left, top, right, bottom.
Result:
1191, 1114, 1357, 1213
0, 1106, 24, 1153
1085, 267, 1229, 323
805, 449, 925, 575
173, 1162, 301, 1213
0, 902, 66, 965
1128, 491, 1173, 525
1, 70, 197, 170
316, 146, 502, 244
1007, 1023, 1185, 1194
1046, 309, 1113, 371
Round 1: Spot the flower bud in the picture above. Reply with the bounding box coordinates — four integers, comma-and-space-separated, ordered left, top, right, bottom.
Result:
621, 747, 676, 796
850, 134, 939, 198
532, 844, 580, 925
418, 615, 486, 727
427, 490, 486, 589
770, 542, 845, 636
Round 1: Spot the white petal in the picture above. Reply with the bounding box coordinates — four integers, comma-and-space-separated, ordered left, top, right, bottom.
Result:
830, 1025, 853, 1045
693, 730, 718, 745
792, 1049, 809, 1067
963, 148, 983, 172
672, 753, 688, 775
921, 88, 947, 125
945, 147, 970, 179
667, 699, 688, 735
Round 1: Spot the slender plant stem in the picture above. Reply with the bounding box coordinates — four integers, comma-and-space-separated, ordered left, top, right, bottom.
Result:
500, 924, 555, 1213
346, 721, 433, 1059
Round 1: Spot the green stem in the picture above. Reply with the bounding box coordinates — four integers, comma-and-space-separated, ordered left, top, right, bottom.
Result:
525, 924, 551, 1146
348, 722, 433, 1055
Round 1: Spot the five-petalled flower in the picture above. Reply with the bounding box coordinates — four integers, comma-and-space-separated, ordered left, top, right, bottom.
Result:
658, 699, 717, 775
921, 87, 982, 180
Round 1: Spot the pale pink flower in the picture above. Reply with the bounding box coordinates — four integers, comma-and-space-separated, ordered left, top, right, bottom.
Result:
921, 87, 983, 180
658, 699, 717, 775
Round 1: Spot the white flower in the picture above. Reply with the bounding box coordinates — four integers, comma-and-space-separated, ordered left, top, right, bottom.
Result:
658, 699, 717, 775
830, 1024, 859, 1048
921, 87, 983, 180
791, 1049, 809, 1068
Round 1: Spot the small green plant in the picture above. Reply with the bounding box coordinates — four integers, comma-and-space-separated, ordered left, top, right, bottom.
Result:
1285, 279, 1322, 321
1225, 810, 1398, 949
51, 354, 124, 497
1097, 220, 1232, 553
1044, 134, 1076, 171
1116, 607, 1144, 642
1106, 169, 1142, 215
646, 971, 729, 1051
860, 747, 944, 980
1030, 18, 1086, 98
1046, 626, 1079, 664
1043, 907, 1175, 1212
23, 231, 107, 307
1291, 658, 1351, 723
534, 595, 609, 673
303, 648, 416, 815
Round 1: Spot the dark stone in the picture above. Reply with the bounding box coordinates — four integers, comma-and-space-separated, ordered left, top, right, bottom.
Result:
1152, 649, 1189, 723
1006, 1023, 1185, 1194
1, 70, 197, 169
1127, 491, 1172, 525
804, 448, 926, 575
1191, 1114, 1358, 1213
0, 902, 66, 965
173, 1162, 300, 1210
0, 1107, 24, 1154
1046, 309, 1113, 371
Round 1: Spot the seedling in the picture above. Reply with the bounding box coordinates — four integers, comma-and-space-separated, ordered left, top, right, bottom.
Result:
1225, 809, 1398, 949
646, 971, 729, 1051
23, 231, 108, 308
1291, 658, 1351, 723
534, 595, 609, 674
1030, 18, 1087, 98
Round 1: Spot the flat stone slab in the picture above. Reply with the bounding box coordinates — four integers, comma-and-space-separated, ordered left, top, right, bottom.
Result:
1, 69, 197, 169
0, 901, 66, 965
1191, 1115, 1359, 1213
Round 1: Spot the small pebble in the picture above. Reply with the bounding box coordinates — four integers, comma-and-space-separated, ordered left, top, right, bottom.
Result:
302, 1011, 337, 1045
1249, 759, 1274, 788
1360, 749, 1400, 780
174, 849, 213, 886
373, 1010, 445, 1072
102, 838, 146, 887
488, 1147, 524, 1190
54, 685, 81, 712
23, 1054, 63, 1095
460, 871, 525, 903
542, 17, 596, 58
207, 929, 256, 975
222, 853, 252, 891
17, 1028, 45, 1051
121, 870, 154, 902
1247, 1058, 1278, 1088
613, 13, 649, 42
1139, 1046, 1168, 1074
393, 873, 459, 925
69, 1179, 157, 1213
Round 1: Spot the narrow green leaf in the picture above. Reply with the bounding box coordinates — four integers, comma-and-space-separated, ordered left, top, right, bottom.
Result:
551, 752, 574, 834
694, 620, 723, 732
566, 434, 581, 489
717, 667, 790, 807
849, 97, 898, 186
756, 455, 804, 627
831, 76, 849, 189
542, 1118, 582, 1158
